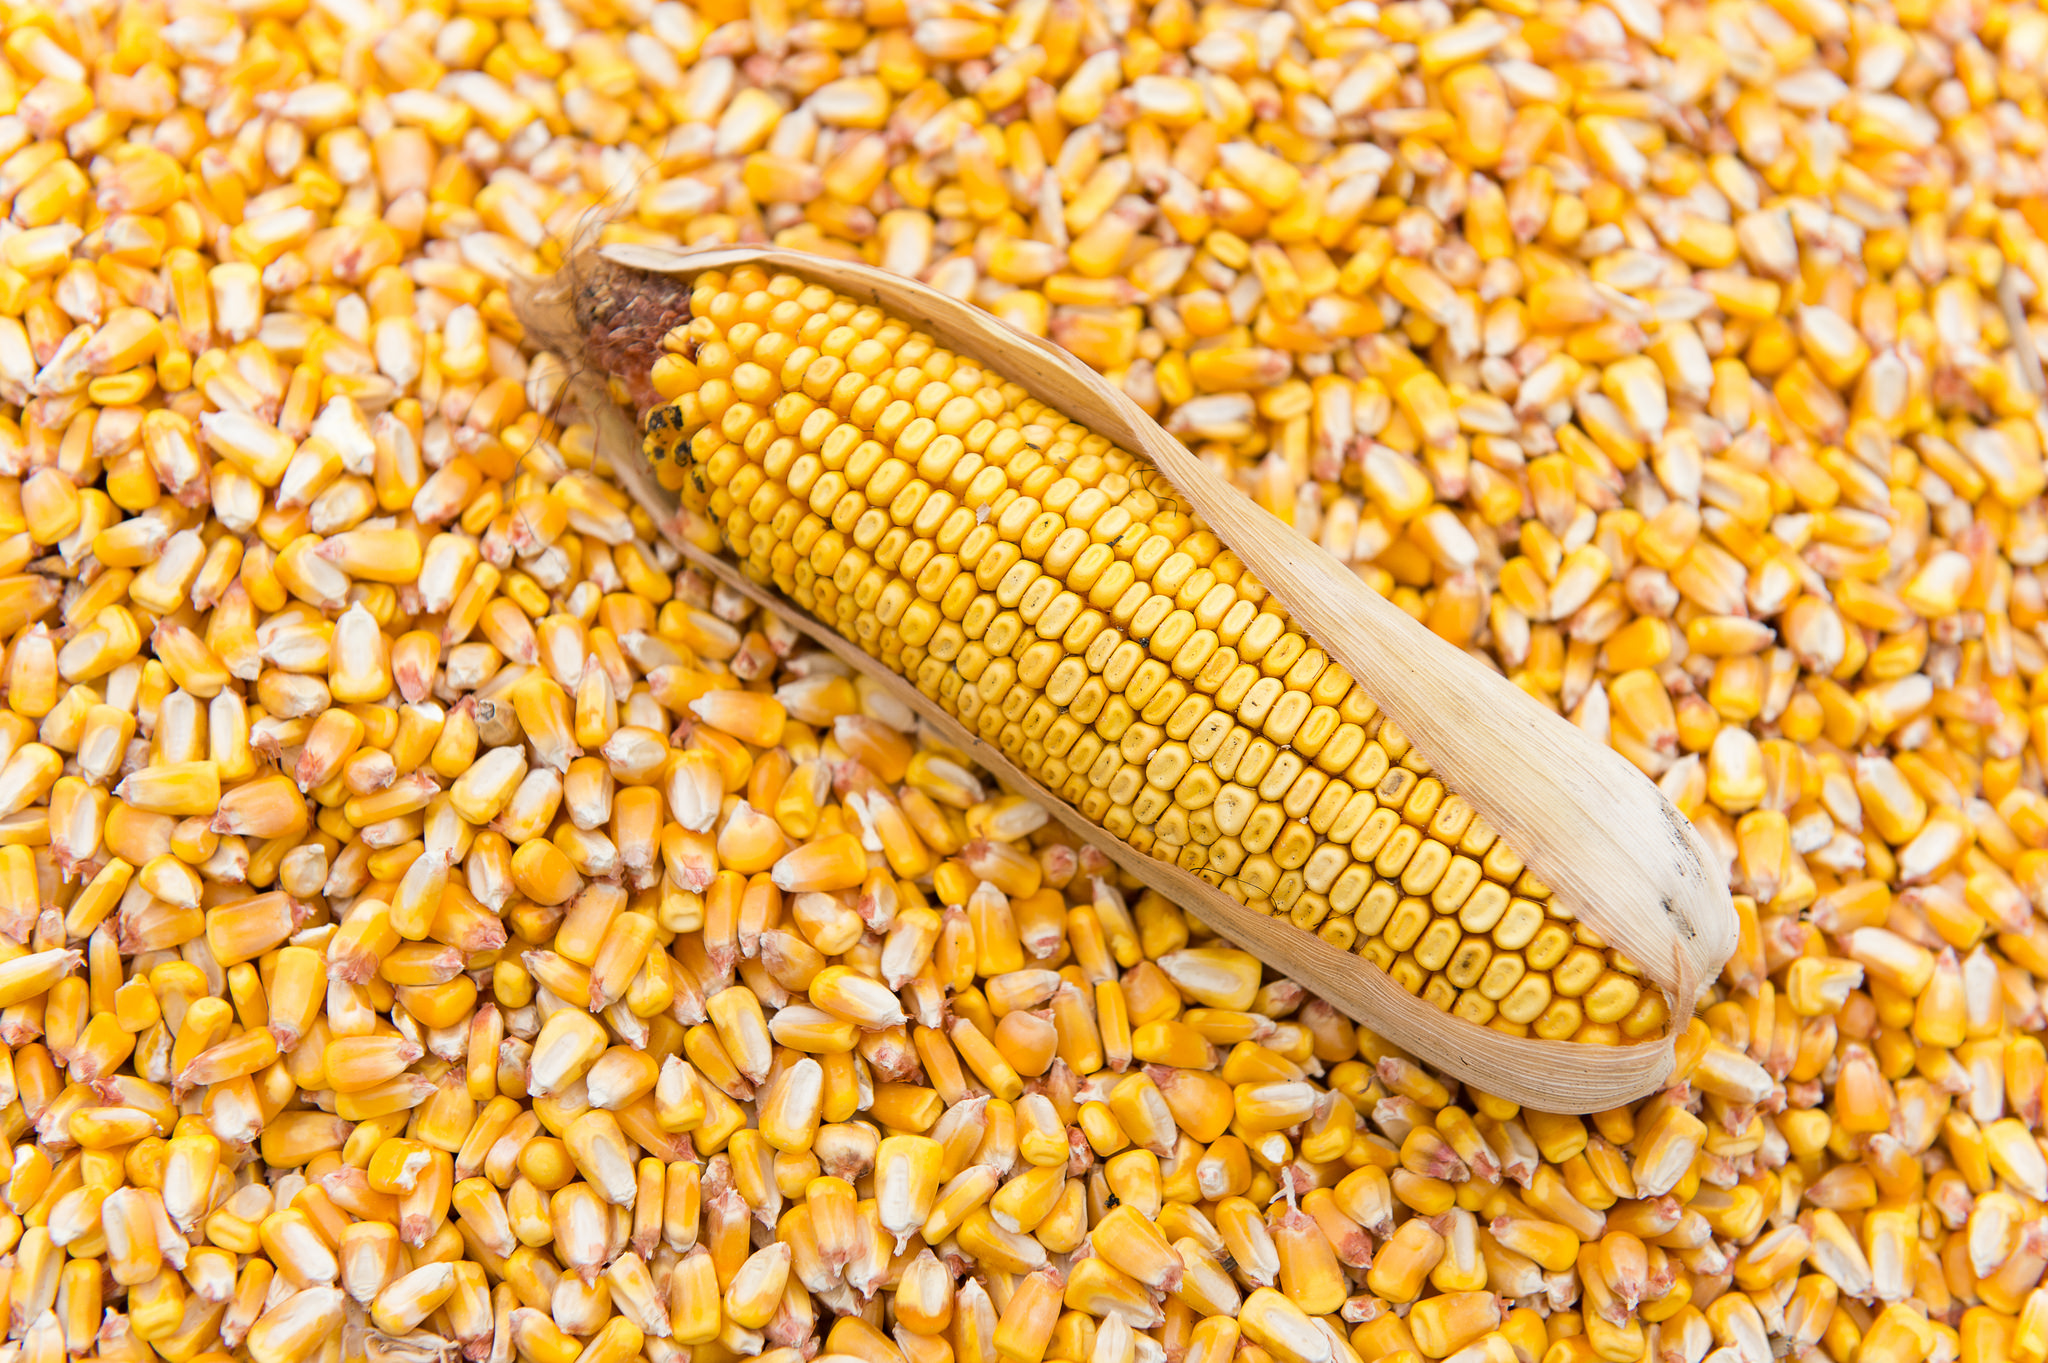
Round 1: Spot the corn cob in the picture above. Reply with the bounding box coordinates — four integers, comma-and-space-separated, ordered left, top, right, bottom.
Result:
624, 263, 1661, 1047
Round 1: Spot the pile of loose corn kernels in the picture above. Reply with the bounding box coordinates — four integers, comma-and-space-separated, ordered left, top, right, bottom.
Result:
0, 0, 2047, 1361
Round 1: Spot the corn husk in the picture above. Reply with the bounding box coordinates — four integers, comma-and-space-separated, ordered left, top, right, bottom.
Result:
514, 242, 1737, 1112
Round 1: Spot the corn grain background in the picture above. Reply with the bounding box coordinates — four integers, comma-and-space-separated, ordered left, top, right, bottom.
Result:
0, 0, 2042, 1361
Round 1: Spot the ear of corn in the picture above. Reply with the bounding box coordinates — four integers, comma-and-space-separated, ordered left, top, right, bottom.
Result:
0, 0, 2034, 1359
644, 264, 1659, 1047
